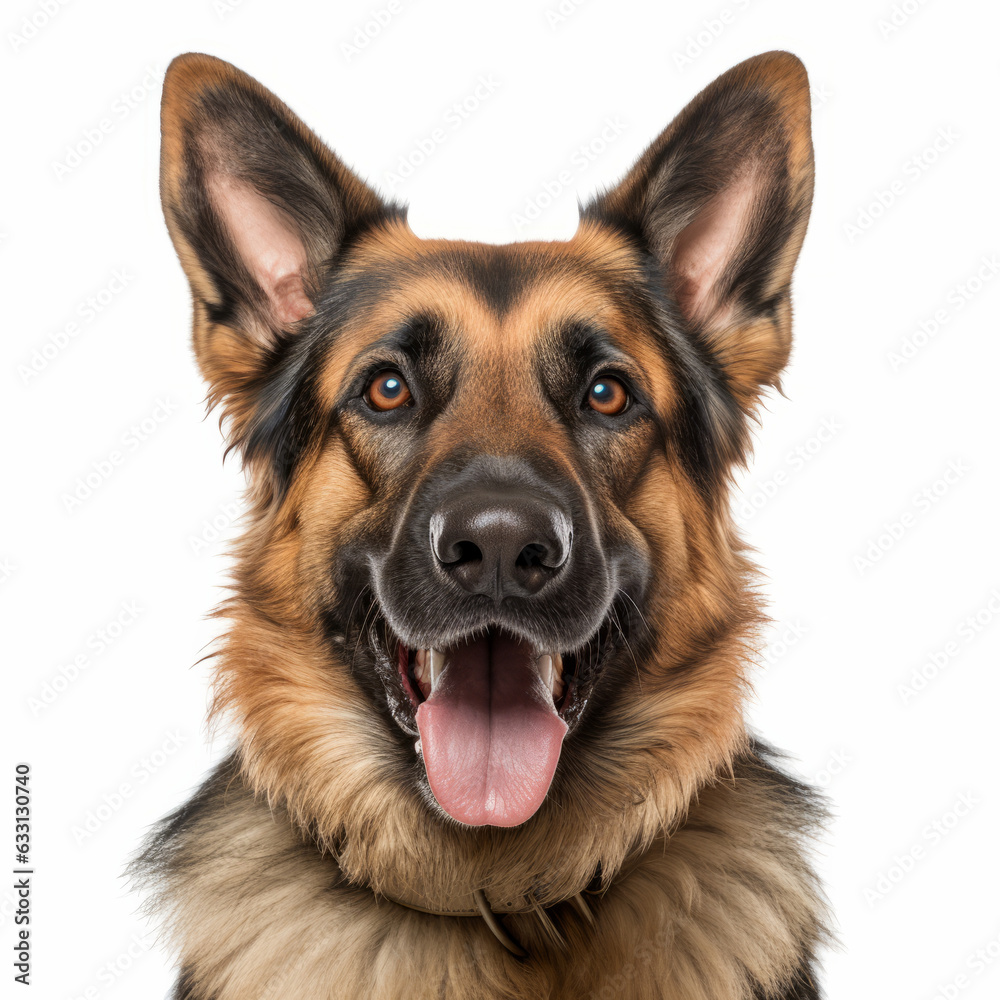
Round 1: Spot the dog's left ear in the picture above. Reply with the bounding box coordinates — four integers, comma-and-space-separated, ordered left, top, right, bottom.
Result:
584, 51, 813, 395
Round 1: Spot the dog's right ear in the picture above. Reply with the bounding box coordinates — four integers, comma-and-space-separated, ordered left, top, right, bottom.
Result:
159, 53, 393, 414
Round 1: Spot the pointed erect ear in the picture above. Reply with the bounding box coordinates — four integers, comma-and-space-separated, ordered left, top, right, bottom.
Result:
583, 51, 813, 394
160, 53, 394, 366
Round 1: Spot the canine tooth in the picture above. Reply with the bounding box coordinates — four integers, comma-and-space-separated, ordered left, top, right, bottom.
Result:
537, 653, 566, 699
537, 654, 556, 693
427, 648, 446, 690
551, 653, 565, 699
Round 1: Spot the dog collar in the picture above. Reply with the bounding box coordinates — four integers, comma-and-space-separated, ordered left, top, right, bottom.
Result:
373, 864, 606, 958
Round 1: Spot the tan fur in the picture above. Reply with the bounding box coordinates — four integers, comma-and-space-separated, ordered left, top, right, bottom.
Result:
144, 756, 823, 1000
137, 50, 828, 1000
200, 227, 760, 908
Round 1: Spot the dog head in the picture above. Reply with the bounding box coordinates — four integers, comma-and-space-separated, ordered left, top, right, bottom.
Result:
159, 50, 812, 889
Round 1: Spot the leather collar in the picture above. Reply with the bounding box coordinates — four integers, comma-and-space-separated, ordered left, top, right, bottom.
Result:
373, 863, 607, 958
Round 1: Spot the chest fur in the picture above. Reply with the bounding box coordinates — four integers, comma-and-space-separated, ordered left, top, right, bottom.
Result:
139, 757, 824, 1000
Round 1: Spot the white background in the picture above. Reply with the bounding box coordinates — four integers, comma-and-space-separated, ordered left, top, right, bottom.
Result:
3, 0, 999, 997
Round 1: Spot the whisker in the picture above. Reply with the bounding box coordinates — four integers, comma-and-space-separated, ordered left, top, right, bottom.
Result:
351, 593, 379, 675
618, 589, 651, 635
612, 596, 642, 694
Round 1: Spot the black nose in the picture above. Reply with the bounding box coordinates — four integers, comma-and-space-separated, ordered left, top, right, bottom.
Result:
430, 487, 572, 599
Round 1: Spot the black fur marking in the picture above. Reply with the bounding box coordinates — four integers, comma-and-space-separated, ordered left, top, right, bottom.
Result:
586, 262, 745, 496
644, 284, 746, 495
558, 322, 639, 375
741, 740, 829, 1000
166, 69, 408, 494
236, 268, 411, 491
236, 329, 324, 486
320, 599, 419, 749
580, 82, 798, 326
180, 81, 406, 316
540, 311, 742, 498
426, 242, 600, 317
433, 245, 535, 316
738, 738, 831, 834
334, 315, 446, 406
172, 967, 215, 1000
660, 328, 746, 498
372, 316, 444, 366
752, 962, 822, 1000
130, 760, 241, 1000
136, 754, 243, 861
541, 321, 653, 427
578, 65, 810, 440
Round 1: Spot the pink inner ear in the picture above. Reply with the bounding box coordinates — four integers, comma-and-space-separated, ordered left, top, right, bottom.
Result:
671, 172, 758, 327
209, 173, 315, 330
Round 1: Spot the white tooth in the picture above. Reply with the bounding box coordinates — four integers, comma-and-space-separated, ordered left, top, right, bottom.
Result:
415, 739, 422, 756
550, 653, 566, 700
412, 651, 426, 684
537, 654, 555, 693
427, 648, 446, 690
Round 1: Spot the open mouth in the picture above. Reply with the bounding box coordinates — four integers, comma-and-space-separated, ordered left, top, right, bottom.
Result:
383, 621, 614, 828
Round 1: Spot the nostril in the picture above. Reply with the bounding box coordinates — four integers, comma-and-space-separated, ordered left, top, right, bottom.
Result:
516, 543, 549, 569
448, 540, 482, 567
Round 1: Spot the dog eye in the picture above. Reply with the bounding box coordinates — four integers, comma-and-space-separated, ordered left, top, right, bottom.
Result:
366, 371, 412, 411
586, 376, 629, 416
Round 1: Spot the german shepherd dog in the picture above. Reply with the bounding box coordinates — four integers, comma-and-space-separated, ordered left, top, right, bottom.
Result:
136, 50, 828, 999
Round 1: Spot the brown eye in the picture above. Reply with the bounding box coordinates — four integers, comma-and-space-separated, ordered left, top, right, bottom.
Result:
587, 376, 628, 416
366, 371, 412, 411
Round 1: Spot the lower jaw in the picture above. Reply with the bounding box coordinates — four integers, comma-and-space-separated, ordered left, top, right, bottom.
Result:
379, 624, 610, 826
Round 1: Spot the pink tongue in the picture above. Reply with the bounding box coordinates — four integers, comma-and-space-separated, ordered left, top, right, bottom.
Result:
415, 632, 567, 827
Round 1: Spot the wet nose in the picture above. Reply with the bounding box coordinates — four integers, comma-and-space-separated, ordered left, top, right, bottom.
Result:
430, 488, 572, 599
